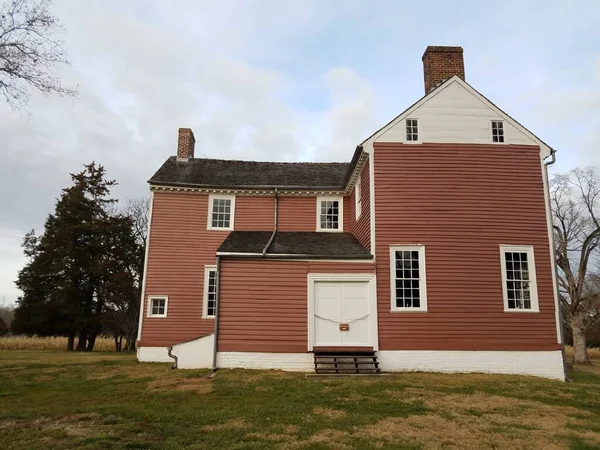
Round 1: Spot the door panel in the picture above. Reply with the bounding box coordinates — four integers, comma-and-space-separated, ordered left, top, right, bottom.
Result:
313, 280, 371, 348
341, 282, 371, 346
314, 282, 342, 346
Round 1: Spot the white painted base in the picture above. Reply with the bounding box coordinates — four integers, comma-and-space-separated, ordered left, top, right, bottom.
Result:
137, 346, 173, 363
377, 350, 565, 381
137, 334, 214, 369
217, 352, 314, 372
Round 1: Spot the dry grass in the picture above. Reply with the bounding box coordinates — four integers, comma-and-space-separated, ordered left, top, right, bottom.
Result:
0, 335, 115, 351
564, 345, 600, 360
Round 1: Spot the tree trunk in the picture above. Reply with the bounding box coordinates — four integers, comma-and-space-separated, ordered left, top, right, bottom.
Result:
76, 330, 87, 351
67, 333, 75, 351
86, 333, 97, 352
571, 314, 591, 364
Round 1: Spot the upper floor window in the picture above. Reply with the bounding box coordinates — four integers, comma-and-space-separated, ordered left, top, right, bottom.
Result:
390, 246, 427, 312
406, 118, 418, 142
203, 266, 217, 318
355, 174, 362, 220
147, 296, 168, 317
492, 120, 504, 143
317, 196, 343, 232
500, 245, 539, 312
208, 194, 235, 230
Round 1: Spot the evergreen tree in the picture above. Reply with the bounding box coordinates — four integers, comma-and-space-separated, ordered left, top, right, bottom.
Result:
13, 163, 139, 351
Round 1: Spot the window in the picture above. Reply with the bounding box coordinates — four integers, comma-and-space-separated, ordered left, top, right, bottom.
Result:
406, 118, 418, 142
147, 296, 168, 317
203, 267, 217, 318
208, 194, 235, 230
389, 246, 427, 312
500, 245, 539, 312
492, 120, 504, 143
355, 174, 362, 220
317, 196, 343, 231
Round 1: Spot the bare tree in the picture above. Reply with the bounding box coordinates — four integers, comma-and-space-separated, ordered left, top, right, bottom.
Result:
551, 167, 600, 364
103, 197, 149, 351
0, 0, 76, 109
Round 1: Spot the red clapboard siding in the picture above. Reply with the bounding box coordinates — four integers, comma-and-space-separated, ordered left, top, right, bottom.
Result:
373, 142, 559, 351
348, 160, 371, 251
277, 196, 317, 231
218, 260, 375, 352
140, 192, 336, 346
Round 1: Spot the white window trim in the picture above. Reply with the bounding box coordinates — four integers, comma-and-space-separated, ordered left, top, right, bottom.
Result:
499, 245, 539, 313
355, 174, 362, 220
147, 295, 168, 318
207, 194, 235, 231
316, 195, 344, 232
490, 120, 507, 145
405, 118, 420, 144
389, 245, 428, 312
203, 266, 217, 318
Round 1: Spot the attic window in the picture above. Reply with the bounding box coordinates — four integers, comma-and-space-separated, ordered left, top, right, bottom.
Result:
406, 119, 418, 142
317, 196, 343, 232
492, 121, 504, 143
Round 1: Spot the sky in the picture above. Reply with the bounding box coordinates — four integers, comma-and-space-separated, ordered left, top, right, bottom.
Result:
1, 0, 599, 305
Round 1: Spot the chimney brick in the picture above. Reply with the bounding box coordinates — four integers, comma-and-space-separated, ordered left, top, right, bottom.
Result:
177, 128, 195, 160
422, 46, 465, 95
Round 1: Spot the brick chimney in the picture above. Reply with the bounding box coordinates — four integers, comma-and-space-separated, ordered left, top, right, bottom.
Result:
177, 128, 195, 160
422, 46, 465, 95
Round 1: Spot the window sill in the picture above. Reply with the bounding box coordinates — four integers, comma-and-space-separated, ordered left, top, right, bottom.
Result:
147, 315, 167, 318
390, 308, 428, 313
503, 309, 539, 313
202, 315, 216, 319
316, 228, 344, 233
207, 227, 233, 231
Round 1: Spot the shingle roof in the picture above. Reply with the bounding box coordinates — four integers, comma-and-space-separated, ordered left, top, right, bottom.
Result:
217, 231, 372, 259
149, 157, 351, 189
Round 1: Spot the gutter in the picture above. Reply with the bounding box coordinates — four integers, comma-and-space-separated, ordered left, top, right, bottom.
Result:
210, 255, 221, 373
262, 188, 279, 256
216, 252, 373, 260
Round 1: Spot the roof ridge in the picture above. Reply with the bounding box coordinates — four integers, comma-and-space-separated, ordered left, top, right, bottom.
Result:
175, 156, 349, 165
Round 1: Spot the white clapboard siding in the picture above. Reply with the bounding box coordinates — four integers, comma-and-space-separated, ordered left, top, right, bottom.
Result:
376, 78, 538, 147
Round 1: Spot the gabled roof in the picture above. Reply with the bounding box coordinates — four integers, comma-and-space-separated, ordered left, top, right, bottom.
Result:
217, 231, 372, 259
360, 76, 553, 157
149, 157, 351, 190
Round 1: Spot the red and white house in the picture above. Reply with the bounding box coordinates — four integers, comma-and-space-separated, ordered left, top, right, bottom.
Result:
137, 46, 565, 380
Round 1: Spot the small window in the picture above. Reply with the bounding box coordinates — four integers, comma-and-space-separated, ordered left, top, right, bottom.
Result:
317, 196, 343, 232
406, 118, 418, 142
500, 246, 538, 312
355, 174, 362, 220
208, 195, 235, 230
203, 267, 217, 318
390, 246, 427, 312
147, 296, 168, 317
492, 121, 504, 143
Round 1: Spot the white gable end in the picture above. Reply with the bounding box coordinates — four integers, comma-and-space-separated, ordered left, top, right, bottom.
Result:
375, 77, 549, 155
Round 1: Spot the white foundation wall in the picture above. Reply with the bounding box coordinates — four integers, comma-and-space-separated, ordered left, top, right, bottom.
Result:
377, 350, 565, 380
217, 352, 314, 372
137, 334, 214, 369
137, 346, 172, 363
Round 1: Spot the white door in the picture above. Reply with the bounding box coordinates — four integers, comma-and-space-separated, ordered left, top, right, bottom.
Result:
313, 281, 371, 348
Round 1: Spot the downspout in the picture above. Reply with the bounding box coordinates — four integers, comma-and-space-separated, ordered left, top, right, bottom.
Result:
210, 255, 221, 374
262, 188, 279, 256
544, 149, 556, 166
544, 149, 568, 379
167, 346, 178, 369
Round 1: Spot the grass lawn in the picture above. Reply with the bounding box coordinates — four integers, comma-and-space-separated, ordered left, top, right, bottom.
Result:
1, 352, 599, 449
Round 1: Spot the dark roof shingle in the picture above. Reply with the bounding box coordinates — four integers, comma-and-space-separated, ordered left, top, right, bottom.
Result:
217, 231, 372, 259
149, 157, 351, 189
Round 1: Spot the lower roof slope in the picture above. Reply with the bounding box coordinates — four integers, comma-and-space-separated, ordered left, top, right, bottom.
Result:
217, 231, 372, 259
149, 157, 351, 189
